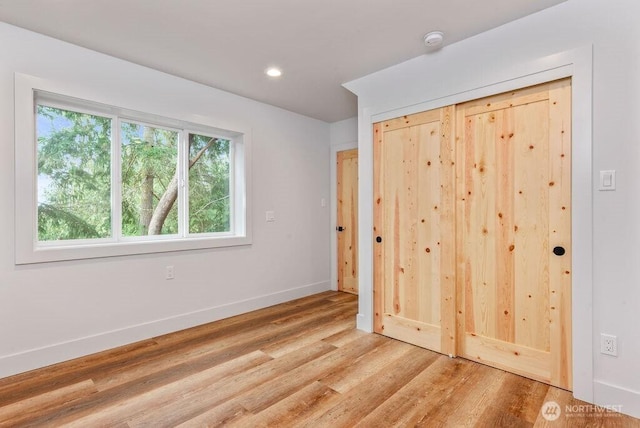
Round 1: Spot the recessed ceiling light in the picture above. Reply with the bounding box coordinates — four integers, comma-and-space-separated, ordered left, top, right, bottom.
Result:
423, 31, 444, 48
266, 67, 282, 77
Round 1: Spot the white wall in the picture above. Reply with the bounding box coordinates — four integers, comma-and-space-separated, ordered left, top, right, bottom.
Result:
330, 117, 358, 147
0, 23, 331, 377
346, 0, 640, 418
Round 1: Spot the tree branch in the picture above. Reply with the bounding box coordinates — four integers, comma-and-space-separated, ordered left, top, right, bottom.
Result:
189, 137, 217, 168
147, 137, 218, 235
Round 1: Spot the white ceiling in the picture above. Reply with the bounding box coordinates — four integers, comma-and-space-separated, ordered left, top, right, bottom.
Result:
0, 0, 565, 123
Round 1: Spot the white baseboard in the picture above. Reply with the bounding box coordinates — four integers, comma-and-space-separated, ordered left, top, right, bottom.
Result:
0, 281, 330, 379
593, 380, 640, 419
356, 313, 371, 332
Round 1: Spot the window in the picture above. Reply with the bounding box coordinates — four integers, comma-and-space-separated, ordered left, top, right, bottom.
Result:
16, 74, 250, 264
37, 105, 113, 241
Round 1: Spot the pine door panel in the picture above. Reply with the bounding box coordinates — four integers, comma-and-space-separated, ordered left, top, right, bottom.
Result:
456, 79, 572, 389
372, 80, 571, 389
337, 149, 358, 294
373, 107, 456, 355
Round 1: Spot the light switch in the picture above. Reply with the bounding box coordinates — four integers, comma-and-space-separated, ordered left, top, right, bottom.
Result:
599, 170, 616, 191
266, 210, 275, 222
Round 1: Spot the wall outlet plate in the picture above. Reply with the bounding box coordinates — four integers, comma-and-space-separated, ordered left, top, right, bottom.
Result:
165, 265, 175, 280
600, 333, 617, 356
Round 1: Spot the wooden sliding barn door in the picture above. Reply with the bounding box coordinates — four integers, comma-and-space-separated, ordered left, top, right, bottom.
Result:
372, 79, 572, 390
373, 107, 456, 355
456, 79, 572, 390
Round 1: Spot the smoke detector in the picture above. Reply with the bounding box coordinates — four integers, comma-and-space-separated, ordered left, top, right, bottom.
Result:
424, 31, 444, 48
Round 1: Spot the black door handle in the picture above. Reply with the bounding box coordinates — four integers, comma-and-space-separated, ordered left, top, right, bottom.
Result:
376, 236, 382, 243
336, 226, 345, 232
553, 246, 566, 256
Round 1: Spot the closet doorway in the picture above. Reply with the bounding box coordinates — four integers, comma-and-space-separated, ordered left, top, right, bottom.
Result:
373, 79, 572, 390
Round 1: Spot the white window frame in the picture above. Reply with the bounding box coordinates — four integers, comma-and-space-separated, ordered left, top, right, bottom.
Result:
183, 129, 237, 239
15, 73, 252, 264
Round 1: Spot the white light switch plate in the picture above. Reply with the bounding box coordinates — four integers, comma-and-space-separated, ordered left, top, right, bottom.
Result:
599, 170, 616, 191
265, 211, 275, 222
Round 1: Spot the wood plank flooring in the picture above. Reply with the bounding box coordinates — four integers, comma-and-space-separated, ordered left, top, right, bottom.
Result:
0, 291, 638, 427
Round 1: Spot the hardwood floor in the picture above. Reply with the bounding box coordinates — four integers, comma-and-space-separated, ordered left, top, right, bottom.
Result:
0, 291, 638, 427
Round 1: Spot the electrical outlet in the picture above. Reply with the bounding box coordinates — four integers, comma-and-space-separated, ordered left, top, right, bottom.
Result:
600, 334, 617, 356
165, 265, 175, 280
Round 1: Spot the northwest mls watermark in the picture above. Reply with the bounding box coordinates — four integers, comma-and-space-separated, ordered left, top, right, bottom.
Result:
541, 401, 623, 421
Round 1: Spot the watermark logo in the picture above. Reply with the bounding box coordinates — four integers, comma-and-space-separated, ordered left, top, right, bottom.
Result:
540, 401, 624, 421
541, 401, 562, 421
564, 404, 623, 418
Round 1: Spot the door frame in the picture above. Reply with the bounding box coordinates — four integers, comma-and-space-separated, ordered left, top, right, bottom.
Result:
350, 46, 593, 402
331, 142, 358, 291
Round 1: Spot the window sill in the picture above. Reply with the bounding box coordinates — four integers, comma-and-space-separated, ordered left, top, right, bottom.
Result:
16, 235, 252, 265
